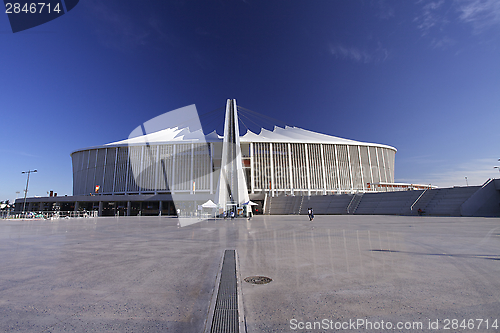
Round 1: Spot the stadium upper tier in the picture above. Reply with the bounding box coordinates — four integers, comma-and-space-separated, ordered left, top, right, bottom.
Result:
71, 111, 396, 197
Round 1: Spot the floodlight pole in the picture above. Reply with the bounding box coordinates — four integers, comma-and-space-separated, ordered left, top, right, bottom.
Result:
465, 177, 468, 186
22, 169, 37, 214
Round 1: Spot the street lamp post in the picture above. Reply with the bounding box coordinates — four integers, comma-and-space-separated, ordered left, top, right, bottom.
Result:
22, 170, 37, 215
465, 177, 468, 186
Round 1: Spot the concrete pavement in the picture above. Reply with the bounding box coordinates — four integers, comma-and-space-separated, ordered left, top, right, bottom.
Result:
1, 215, 499, 332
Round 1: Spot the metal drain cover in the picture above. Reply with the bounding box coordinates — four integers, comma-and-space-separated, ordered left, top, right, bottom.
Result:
244, 276, 272, 285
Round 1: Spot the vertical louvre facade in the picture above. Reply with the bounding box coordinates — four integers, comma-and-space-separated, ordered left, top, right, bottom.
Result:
247, 142, 395, 195
72, 143, 216, 195
72, 140, 396, 196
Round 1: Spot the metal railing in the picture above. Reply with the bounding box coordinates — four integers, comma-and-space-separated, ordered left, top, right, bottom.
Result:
410, 188, 429, 212
346, 193, 363, 214
1, 211, 98, 219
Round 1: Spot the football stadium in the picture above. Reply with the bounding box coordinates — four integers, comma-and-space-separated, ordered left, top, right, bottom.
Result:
71, 104, 397, 197
14, 100, 499, 217
68, 99, 399, 215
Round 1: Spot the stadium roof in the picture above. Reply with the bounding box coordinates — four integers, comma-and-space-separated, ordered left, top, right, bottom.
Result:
86, 125, 396, 152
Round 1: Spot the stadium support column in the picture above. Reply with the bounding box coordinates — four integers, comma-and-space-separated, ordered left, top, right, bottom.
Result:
98, 201, 103, 216
305, 143, 311, 196
124, 149, 130, 193
84, 151, 90, 195
102, 148, 107, 193
127, 201, 131, 216
288, 143, 293, 196
250, 142, 254, 194
367, 147, 374, 191
380, 147, 388, 183
112, 148, 118, 194
270, 142, 275, 197
139, 146, 144, 194
375, 147, 382, 185
210, 143, 214, 194
320, 144, 327, 195
190, 143, 194, 195
358, 146, 365, 192
171, 145, 176, 194
334, 145, 341, 193
376, 148, 383, 184
215, 99, 250, 212
93, 150, 98, 194
347, 145, 354, 192
154, 145, 160, 195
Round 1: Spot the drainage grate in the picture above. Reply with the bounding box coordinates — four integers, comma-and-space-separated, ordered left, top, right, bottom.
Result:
211, 250, 239, 333
244, 276, 272, 285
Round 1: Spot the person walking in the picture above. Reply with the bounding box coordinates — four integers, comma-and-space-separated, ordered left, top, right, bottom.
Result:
308, 207, 314, 221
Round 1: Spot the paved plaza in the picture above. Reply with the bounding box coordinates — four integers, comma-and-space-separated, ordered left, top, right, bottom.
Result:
1, 215, 500, 332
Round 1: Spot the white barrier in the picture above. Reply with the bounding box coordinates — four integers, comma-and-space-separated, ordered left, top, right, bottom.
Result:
0, 211, 98, 220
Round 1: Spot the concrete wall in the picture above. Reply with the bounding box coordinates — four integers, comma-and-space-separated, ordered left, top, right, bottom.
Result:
461, 179, 500, 217
267, 183, 491, 217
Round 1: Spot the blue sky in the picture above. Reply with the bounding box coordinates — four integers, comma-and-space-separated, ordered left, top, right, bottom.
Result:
1, 0, 499, 202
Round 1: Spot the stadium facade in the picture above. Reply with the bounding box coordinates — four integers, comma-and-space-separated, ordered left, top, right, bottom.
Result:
17, 99, 400, 216
72, 101, 396, 197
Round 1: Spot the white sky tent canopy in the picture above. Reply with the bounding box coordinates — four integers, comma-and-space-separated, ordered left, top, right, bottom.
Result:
239, 126, 396, 150
93, 124, 395, 152
243, 200, 258, 206
201, 200, 218, 208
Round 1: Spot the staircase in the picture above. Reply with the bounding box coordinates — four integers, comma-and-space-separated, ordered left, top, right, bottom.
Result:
353, 191, 419, 215
461, 179, 500, 217
409, 189, 437, 215
347, 193, 363, 214
424, 186, 480, 216
263, 185, 483, 216
325, 194, 353, 214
